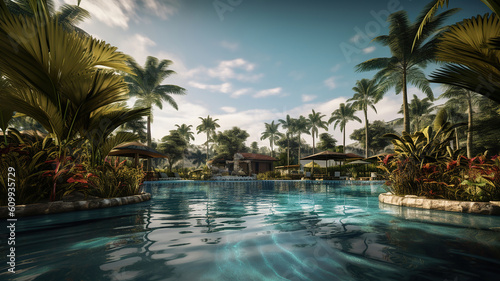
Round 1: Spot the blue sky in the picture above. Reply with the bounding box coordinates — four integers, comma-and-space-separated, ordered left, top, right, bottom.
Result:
57, 0, 490, 148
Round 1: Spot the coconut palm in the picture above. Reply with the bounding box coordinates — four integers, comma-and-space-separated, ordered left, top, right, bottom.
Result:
260, 120, 282, 158
294, 115, 310, 164
278, 115, 295, 166
398, 95, 435, 132
439, 101, 466, 150
196, 115, 220, 164
307, 110, 329, 155
0, 1, 148, 165
430, 14, 500, 104
175, 124, 195, 144
329, 103, 361, 153
126, 56, 186, 149
413, 0, 500, 50
355, 5, 458, 132
348, 79, 384, 158
5, 0, 90, 34
190, 150, 206, 168
440, 86, 481, 158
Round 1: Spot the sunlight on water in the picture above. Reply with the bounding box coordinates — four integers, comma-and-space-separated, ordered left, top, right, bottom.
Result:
1, 180, 500, 280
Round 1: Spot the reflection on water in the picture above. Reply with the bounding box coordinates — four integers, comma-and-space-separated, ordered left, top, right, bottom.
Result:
1, 180, 499, 280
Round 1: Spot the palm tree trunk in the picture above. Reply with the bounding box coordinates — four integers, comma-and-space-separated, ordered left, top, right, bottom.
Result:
298, 133, 301, 165
467, 93, 473, 158
206, 131, 209, 164
342, 128, 346, 153
270, 139, 274, 158
364, 109, 369, 158
287, 133, 290, 166
402, 69, 410, 133
147, 115, 152, 171
454, 128, 459, 150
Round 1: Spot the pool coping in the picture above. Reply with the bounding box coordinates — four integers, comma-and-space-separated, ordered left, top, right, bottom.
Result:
379, 192, 500, 215
0, 193, 151, 218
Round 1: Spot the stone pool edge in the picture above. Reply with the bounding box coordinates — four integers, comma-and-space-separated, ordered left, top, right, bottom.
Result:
379, 192, 500, 215
0, 193, 151, 218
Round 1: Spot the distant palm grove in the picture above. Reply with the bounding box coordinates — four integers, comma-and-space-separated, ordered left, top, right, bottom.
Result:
1, 0, 499, 205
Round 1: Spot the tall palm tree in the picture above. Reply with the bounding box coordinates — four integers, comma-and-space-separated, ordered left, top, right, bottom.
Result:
307, 110, 329, 155
278, 115, 295, 166
397, 94, 435, 132
260, 121, 282, 157
329, 103, 361, 153
348, 79, 384, 158
175, 124, 195, 144
126, 56, 186, 169
0, 1, 148, 165
440, 101, 466, 150
430, 14, 500, 104
356, 5, 458, 132
440, 86, 481, 158
196, 115, 220, 164
294, 115, 310, 164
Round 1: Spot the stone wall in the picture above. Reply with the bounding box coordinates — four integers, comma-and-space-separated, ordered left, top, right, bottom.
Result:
379, 192, 500, 215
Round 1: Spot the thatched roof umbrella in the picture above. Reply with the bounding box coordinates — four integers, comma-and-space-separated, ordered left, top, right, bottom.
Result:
108, 142, 167, 167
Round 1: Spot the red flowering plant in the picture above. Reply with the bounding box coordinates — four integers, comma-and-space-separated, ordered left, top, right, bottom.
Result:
458, 154, 500, 201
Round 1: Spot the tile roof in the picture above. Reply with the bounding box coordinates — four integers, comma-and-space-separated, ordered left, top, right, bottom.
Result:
240, 153, 278, 161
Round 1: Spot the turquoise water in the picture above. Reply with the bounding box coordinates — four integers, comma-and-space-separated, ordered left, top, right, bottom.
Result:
1, 180, 500, 280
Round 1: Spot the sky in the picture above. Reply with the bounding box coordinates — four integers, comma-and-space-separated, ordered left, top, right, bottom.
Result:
55, 0, 490, 149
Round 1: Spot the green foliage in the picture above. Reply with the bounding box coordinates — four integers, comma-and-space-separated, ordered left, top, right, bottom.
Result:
317, 133, 337, 152
213, 127, 249, 159
350, 120, 396, 155
0, 130, 54, 205
159, 131, 187, 172
257, 171, 284, 180
85, 159, 145, 198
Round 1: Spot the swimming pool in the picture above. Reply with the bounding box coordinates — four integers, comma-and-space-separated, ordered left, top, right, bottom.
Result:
1, 180, 499, 280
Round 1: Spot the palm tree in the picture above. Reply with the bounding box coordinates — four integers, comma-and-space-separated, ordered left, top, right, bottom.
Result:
440, 86, 481, 158
294, 115, 310, 164
121, 118, 147, 142
278, 115, 295, 166
190, 150, 206, 168
329, 103, 361, 153
307, 110, 329, 155
413, 0, 500, 50
196, 115, 220, 164
126, 56, 186, 148
348, 79, 384, 158
440, 101, 466, 150
397, 95, 435, 132
430, 14, 500, 104
260, 121, 282, 157
0, 1, 148, 165
6, 0, 90, 34
356, 6, 458, 132
175, 124, 195, 144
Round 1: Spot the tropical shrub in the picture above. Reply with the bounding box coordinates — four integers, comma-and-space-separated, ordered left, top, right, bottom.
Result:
82, 159, 145, 198
379, 124, 500, 201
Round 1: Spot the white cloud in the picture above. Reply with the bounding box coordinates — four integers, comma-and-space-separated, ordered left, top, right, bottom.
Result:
189, 82, 232, 93
302, 95, 317, 102
71, 0, 179, 29
231, 88, 252, 98
221, 106, 237, 113
188, 58, 263, 83
220, 40, 239, 51
350, 34, 361, 43
119, 34, 156, 63
362, 46, 376, 54
324, 76, 340, 90
254, 87, 282, 98
330, 63, 342, 72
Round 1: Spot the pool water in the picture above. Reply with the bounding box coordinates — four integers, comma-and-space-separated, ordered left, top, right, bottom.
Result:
1, 180, 500, 280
